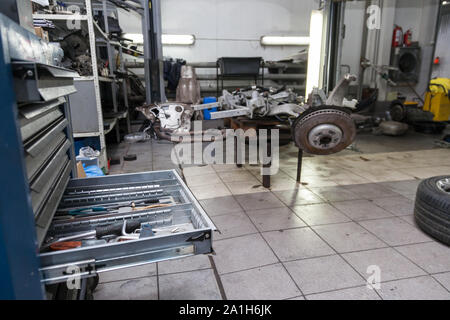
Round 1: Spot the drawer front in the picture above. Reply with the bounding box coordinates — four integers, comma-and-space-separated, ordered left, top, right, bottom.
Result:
39, 170, 216, 285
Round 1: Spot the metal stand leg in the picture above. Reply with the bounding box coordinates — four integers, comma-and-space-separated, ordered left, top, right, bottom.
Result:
262, 141, 271, 188
296, 149, 303, 183
235, 136, 242, 168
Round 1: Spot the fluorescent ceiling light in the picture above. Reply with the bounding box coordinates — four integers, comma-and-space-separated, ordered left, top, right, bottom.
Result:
123, 33, 195, 45
162, 34, 195, 45
443, 1, 449, 5
123, 33, 144, 44
305, 10, 324, 97
261, 36, 310, 46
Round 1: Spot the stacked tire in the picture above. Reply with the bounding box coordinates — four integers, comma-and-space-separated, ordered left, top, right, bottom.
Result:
414, 176, 450, 245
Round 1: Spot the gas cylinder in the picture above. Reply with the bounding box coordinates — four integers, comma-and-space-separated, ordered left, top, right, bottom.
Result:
403, 29, 412, 47
392, 25, 403, 47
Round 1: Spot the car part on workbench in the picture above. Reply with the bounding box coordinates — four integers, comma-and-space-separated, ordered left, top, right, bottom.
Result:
414, 176, 450, 245
137, 74, 358, 155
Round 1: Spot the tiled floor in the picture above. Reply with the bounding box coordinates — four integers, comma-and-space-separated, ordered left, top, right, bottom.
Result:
94, 139, 450, 300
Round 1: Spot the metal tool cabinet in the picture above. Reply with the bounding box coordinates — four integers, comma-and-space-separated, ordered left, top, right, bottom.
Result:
39, 170, 216, 285
0, 14, 215, 299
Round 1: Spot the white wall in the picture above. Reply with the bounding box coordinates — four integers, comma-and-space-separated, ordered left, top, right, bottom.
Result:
432, 7, 450, 78
340, 1, 366, 79
119, 0, 320, 63
340, 0, 440, 101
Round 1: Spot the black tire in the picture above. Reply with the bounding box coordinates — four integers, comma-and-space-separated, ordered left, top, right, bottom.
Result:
414, 175, 450, 245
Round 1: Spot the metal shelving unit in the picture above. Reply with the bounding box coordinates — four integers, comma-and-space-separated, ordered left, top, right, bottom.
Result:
32, 0, 132, 170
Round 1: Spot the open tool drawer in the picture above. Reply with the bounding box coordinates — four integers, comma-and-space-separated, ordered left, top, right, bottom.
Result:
38, 170, 216, 285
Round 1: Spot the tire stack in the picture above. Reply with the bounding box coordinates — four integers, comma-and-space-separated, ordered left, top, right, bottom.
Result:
414, 176, 450, 245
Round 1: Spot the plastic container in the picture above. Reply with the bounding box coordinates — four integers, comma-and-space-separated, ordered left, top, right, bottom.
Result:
202, 97, 218, 120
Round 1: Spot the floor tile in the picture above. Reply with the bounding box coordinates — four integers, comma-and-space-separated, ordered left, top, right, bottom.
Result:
371, 196, 415, 216
186, 173, 222, 187
332, 200, 394, 221
213, 234, 279, 274
183, 165, 215, 177
291, 203, 351, 226
159, 269, 222, 300
399, 166, 450, 179
157, 255, 211, 275
235, 192, 286, 211
284, 255, 365, 295
273, 188, 324, 207
199, 196, 243, 216
99, 263, 157, 283
395, 242, 450, 273
351, 168, 415, 183
309, 186, 361, 202
268, 177, 301, 191
359, 217, 432, 246
221, 264, 301, 300
225, 180, 269, 195
313, 222, 387, 253
301, 176, 339, 187
212, 164, 243, 172
343, 183, 397, 199
217, 170, 257, 183
94, 277, 158, 300
246, 207, 306, 232
379, 180, 421, 197
376, 276, 450, 300
330, 172, 372, 186
433, 272, 450, 291
306, 286, 380, 300
212, 211, 258, 240
262, 228, 334, 261
287, 296, 306, 300
342, 247, 426, 282
399, 214, 415, 225
190, 183, 231, 200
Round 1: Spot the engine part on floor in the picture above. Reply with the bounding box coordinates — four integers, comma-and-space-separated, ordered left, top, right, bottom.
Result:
379, 121, 408, 136
124, 154, 137, 161
124, 132, 151, 143
291, 106, 356, 155
412, 121, 447, 134
414, 176, 450, 245
389, 100, 407, 122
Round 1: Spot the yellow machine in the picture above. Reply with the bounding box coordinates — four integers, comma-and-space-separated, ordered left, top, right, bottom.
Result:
423, 78, 450, 121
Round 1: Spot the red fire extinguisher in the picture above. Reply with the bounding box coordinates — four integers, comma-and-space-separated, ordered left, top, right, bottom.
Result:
403, 29, 412, 47
392, 25, 403, 48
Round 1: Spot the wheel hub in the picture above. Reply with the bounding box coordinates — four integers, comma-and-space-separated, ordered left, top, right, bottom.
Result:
308, 124, 343, 150
437, 178, 450, 193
